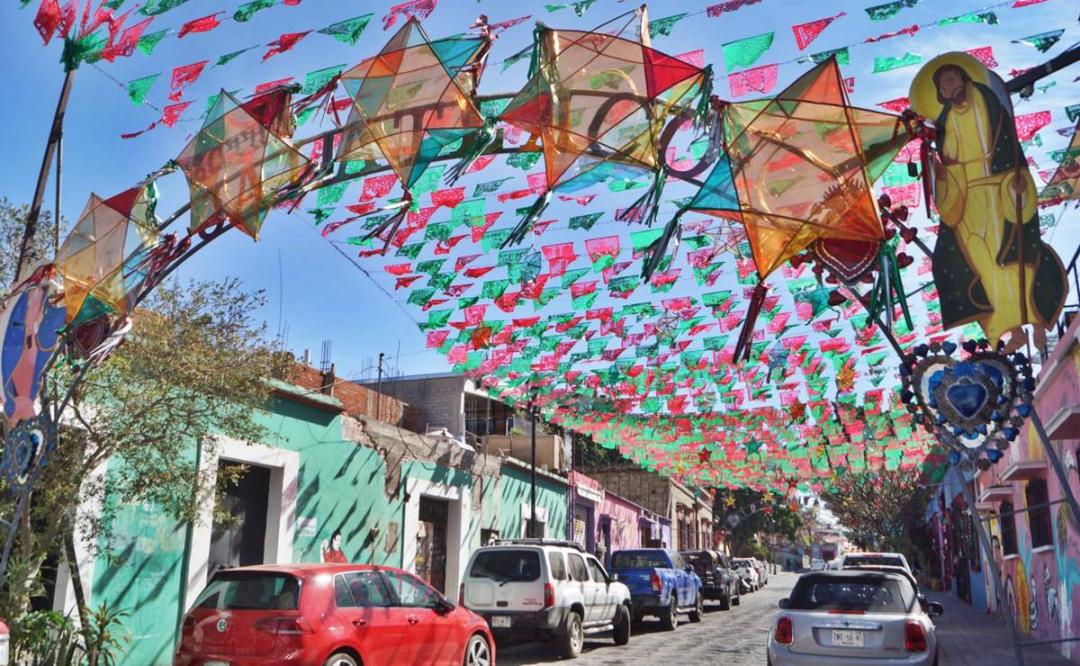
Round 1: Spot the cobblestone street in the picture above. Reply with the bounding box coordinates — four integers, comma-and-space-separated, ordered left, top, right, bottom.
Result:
498, 572, 796, 665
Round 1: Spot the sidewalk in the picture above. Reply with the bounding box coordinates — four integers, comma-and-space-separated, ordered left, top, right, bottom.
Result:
928, 590, 1075, 666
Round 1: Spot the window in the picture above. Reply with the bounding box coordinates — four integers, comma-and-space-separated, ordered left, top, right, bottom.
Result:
1000, 502, 1019, 556
548, 551, 568, 581
480, 529, 500, 546
382, 571, 442, 608
335, 571, 392, 608
194, 572, 300, 610
469, 549, 542, 583
568, 554, 590, 582
525, 518, 546, 538
788, 576, 914, 613
1026, 480, 1054, 548
587, 558, 609, 583
611, 551, 669, 569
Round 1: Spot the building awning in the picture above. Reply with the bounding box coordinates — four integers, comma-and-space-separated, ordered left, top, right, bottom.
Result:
978, 485, 1015, 503
1044, 405, 1080, 441
975, 502, 996, 514
575, 485, 604, 503
1000, 460, 1046, 483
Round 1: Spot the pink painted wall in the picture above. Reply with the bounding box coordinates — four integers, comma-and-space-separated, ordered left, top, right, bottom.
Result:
599, 492, 645, 554
976, 316, 1080, 662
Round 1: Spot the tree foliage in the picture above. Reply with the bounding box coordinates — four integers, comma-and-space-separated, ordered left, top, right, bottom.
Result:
0, 201, 277, 624
819, 469, 933, 557
715, 488, 803, 558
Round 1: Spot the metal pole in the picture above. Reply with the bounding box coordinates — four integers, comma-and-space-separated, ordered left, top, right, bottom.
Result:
375, 352, 384, 422
530, 399, 537, 539
1030, 410, 1080, 531
17, 69, 75, 281
961, 477, 1025, 666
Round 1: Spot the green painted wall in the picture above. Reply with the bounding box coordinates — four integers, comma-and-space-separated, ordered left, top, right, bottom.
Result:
496, 464, 569, 540
89, 396, 384, 665
87, 397, 570, 665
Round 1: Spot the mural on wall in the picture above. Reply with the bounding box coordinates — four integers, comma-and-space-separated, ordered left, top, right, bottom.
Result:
320, 529, 347, 563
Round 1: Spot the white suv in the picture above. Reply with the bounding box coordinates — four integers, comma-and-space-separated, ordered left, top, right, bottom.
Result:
461, 539, 633, 658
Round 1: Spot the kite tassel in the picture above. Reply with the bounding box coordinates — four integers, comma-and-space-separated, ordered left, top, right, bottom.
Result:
445, 118, 497, 185
642, 209, 684, 281
733, 281, 768, 362
363, 190, 413, 254
617, 166, 667, 227
527, 25, 545, 79
693, 66, 715, 131
502, 190, 551, 248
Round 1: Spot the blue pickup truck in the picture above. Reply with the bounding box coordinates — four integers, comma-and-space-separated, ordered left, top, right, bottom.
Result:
609, 549, 703, 630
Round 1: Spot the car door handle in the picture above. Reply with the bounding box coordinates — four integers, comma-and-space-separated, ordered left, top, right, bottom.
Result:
352, 619, 367, 627
407, 615, 420, 625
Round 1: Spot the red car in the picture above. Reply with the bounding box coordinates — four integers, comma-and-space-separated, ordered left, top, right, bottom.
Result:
174, 564, 494, 666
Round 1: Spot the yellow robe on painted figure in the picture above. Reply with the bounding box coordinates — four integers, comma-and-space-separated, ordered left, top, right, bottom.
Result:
934, 81, 1040, 345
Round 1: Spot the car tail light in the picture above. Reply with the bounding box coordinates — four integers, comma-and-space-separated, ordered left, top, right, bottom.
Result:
774, 617, 793, 645
459, 583, 466, 606
254, 617, 313, 636
650, 571, 661, 593
543, 583, 555, 609
905, 621, 928, 652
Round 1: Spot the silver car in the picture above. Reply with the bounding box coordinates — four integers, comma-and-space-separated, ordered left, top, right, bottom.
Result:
768, 570, 943, 666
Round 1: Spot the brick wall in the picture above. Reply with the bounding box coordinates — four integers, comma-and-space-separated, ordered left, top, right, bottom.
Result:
278, 362, 415, 429
579, 466, 673, 519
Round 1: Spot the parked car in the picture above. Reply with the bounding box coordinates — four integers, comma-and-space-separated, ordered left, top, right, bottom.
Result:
681, 550, 740, 610
839, 551, 912, 573
752, 558, 769, 586
731, 557, 761, 592
609, 549, 703, 630
461, 539, 632, 659
174, 563, 494, 666
768, 570, 943, 666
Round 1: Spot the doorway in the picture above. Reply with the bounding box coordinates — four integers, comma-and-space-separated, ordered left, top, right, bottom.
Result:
416, 496, 449, 593
208, 462, 270, 579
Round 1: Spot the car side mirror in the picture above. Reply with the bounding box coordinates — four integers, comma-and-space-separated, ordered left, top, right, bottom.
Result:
927, 601, 944, 618
611, 573, 619, 582
432, 596, 454, 615
778, 598, 790, 610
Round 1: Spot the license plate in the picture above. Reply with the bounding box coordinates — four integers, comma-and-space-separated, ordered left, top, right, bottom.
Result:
491, 616, 512, 628
832, 629, 864, 648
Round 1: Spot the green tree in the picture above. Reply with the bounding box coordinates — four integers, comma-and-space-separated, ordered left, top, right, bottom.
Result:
0, 201, 277, 664
819, 469, 933, 558
715, 488, 803, 558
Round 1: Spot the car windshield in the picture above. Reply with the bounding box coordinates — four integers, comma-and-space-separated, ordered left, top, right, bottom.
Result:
611, 551, 669, 569
845, 555, 905, 568
194, 572, 301, 611
789, 576, 914, 613
469, 550, 542, 582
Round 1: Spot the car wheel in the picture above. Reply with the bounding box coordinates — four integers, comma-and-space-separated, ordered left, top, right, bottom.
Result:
732, 592, 741, 606
719, 592, 731, 611
324, 653, 359, 666
559, 611, 584, 659
689, 594, 704, 623
463, 634, 491, 666
613, 604, 631, 646
659, 597, 678, 631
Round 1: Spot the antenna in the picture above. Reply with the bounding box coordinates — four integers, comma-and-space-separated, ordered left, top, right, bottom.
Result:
320, 340, 332, 373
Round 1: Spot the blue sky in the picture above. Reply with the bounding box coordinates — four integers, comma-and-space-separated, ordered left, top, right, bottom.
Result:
0, 0, 1076, 383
